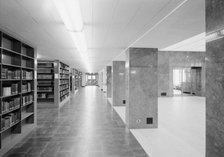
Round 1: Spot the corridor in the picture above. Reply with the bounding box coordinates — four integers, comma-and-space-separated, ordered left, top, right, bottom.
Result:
4, 86, 148, 157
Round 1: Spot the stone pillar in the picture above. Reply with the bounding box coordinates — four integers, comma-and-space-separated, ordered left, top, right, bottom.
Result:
112, 61, 125, 106
125, 48, 158, 129
206, 0, 224, 156
106, 66, 112, 98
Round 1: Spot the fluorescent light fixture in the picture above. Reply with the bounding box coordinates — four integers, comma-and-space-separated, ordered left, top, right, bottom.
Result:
161, 33, 206, 52
206, 28, 224, 42
53, 0, 83, 31
70, 31, 87, 52
53, 0, 90, 71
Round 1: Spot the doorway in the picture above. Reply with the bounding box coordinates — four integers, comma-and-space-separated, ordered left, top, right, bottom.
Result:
86, 73, 98, 86
173, 68, 183, 96
173, 67, 202, 96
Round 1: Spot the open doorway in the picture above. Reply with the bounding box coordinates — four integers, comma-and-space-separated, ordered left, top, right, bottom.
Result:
86, 73, 98, 86
173, 68, 183, 96
173, 67, 202, 96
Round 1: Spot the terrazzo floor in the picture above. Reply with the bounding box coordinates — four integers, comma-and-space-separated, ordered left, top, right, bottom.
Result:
113, 96, 205, 157
4, 86, 148, 157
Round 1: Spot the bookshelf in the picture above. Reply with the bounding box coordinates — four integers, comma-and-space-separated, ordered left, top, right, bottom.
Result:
37, 60, 54, 106
75, 69, 79, 90
59, 62, 70, 103
70, 68, 76, 94
0, 31, 36, 156
78, 71, 82, 87
37, 60, 70, 108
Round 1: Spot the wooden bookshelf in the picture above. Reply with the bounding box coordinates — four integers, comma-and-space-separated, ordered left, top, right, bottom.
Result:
0, 31, 36, 156
37, 60, 70, 108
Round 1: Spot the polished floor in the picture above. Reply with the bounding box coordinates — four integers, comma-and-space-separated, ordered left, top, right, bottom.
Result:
113, 96, 205, 157
4, 86, 148, 157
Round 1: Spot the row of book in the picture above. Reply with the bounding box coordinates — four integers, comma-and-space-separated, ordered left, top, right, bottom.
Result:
37, 69, 53, 73
60, 92, 69, 102
1, 112, 20, 131
21, 46, 34, 58
60, 74, 69, 79
22, 83, 32, 93
2, 97, 20, 114
1, 68, 33, 80
60, 89, 69, 98
3, 84, 19, 96
60, 79, 69, 84
2, 68, 20, 79
2, 37, 13, 51
37, 74, 53, 79
60, 84, 69, 91
22, 70, 33, 80
38, 63, 53, 68
37, 81, 53, 86
2, 54, 21, 66
60, 63, 69, 69
37, 93, 54, 99
60, 68, 69, 74
37, 87, 53, 92
22, 59, 34, 68
22, 94, 33, 106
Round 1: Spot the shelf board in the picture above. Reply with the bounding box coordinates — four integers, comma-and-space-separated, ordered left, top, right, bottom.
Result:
22, 90, 33, 94
60, 88, 69, 92
37, 91, 53, 93
22, 101, 33, 107
37, 78, 53, 80
2, 63, 21, 68
2, 47, 21, 55
2, 93, 20, 99
21, 112, 34, 121
37, 98, 54, 100
0, 120, 20, 133
37, 84, 53, 87
60, 83, 69, 86
37, 72, 53, 74
21, 67, 34, 70
60, 78, 69, 80
2, 79, 21, 81
1, 106, 20, 116
22, 79, 33, 81
37, 67, 54, 69
21, 54, 34, 60
60, 92, 69, 98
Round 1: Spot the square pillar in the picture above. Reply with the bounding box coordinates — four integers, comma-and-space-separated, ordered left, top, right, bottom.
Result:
206, 0, 224, 156
106, 66, 112, 98
112, 61, 125, 106
125, 48, 158, 129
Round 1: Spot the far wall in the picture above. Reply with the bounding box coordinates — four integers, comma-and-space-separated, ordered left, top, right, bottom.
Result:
158, 51, 205, 97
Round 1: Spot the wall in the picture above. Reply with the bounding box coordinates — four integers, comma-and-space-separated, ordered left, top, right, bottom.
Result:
82, 73, 86, 87
158, 51, 205, 97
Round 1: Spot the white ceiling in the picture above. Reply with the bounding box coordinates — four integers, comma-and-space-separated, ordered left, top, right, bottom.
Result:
0, 0, 205, 72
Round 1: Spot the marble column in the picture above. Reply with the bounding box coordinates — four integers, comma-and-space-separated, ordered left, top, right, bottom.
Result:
112, 61, 125, 106
106, 66, 112, 98
206, 0, 224, 156
125, 48, 158, 129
